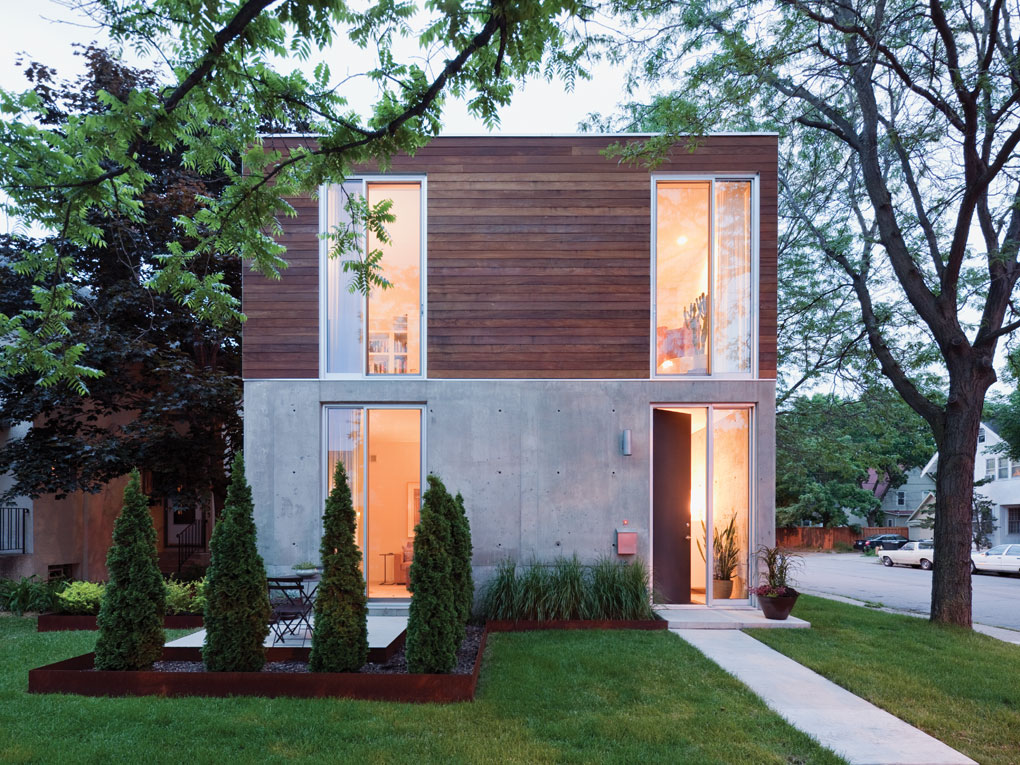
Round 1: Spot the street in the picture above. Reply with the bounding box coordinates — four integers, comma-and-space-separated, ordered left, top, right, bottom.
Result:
797, 552, 1020, 630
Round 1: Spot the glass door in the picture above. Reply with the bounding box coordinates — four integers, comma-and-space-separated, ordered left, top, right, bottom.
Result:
325, 406, 423, 598
652, 405, 753, 605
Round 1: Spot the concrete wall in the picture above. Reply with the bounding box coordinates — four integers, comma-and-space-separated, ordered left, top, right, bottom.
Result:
244, 378, 776, 587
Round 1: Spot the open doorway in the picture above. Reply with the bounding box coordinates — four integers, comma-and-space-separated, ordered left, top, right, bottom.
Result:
652, 406, 752, 606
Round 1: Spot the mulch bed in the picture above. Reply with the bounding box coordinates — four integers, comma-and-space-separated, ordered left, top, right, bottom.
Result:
151, 625, 483, 675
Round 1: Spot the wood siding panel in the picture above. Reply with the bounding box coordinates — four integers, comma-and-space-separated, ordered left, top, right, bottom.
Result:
243, 135, 778, 380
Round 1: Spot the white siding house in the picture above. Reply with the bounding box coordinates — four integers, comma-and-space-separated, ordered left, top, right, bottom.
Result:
908, 423, 1020, 548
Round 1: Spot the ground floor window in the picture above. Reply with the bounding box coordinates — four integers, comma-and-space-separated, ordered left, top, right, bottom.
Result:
652, 405, 753, 605
325, 406, 423, 598
1009, 507, 1020, 535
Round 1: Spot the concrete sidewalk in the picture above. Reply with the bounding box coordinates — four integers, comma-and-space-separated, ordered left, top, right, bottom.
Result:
674, 629, 975, 765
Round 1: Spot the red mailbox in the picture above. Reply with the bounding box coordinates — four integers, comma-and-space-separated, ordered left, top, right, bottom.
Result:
616, 528, 638, 555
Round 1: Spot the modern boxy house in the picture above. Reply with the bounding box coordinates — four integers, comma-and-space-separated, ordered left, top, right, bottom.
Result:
243, 134, 777, 608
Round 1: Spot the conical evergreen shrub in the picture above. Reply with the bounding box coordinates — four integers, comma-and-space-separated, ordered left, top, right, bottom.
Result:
203, 452, 271, 672
309, 458, 368, 672
95, 469, 166, 670
405, 474, 458, 673
449, 491, 474, 639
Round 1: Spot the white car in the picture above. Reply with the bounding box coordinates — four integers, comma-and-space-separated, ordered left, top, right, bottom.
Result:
971, 544, 1020, 575
881, 540, 935, 570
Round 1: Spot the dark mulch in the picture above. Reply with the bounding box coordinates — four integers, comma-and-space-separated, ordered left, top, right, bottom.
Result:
151, 625, 483, 675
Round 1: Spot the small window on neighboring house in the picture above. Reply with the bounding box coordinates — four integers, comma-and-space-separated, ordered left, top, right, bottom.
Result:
978, 427, 985, 443
1009, 508, 1020, 535
986, 458, 997, 480
999, 458, 1009, 480
897, 491, 905, 506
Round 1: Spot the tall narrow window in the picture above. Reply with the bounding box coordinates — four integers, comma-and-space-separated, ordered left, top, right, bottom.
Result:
326, 406, 422, 598
655, 178, 753, 375
323, 180, 423, 376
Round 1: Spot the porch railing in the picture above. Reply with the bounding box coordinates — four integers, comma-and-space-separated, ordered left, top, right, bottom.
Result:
176, 517, 207, 573
0, 506, 28, 555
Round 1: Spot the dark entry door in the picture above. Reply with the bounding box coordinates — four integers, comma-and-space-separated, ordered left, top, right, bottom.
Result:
653, 409, 693, 603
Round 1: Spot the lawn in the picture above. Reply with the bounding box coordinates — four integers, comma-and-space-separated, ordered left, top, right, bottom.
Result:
0, 615, 842, 764
747, 595, 1020, 765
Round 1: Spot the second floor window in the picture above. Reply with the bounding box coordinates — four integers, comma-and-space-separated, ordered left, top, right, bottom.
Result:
322, 180, 423, 376
654, 178, 754, 376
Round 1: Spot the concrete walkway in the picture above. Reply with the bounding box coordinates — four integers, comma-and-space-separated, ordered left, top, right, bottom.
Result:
674, 629, 975, 765
657, 606, 810, 630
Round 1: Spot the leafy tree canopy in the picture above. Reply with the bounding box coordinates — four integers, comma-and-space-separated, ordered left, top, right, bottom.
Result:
0, 47, 241, 507
0, 0, 589, 391
777, 389, 934, 528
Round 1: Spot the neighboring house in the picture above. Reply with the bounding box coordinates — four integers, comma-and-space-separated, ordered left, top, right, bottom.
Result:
851, 467, 934, 533
0, 418, 210, 581
243, 134, 778, 607
907, 422, 1020, 547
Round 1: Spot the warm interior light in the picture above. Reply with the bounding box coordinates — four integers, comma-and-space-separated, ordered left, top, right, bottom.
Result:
661, 359, 674, 369
675, 235, 688, 247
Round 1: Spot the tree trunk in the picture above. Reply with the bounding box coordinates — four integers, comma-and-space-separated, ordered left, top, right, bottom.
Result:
930, 405, 981, 627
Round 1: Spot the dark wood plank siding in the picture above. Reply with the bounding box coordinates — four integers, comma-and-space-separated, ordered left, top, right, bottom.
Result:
243, 135, 778, 380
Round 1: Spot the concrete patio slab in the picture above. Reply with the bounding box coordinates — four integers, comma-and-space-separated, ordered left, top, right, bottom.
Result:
674, 629, 975, 765
165, 615, 408, 649
657, 607, 810, 629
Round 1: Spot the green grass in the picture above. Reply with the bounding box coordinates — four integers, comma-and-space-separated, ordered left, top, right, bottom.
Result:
747, 596, 1020, 765
0, 614, 842, 764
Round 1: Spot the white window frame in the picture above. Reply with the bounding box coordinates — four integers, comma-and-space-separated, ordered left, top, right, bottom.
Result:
647, 403, 757, 608
650, 173, 760, 380
999, 457, 1009, 480
986, 458, 997, 480
318, 176, 428, 380
321, 403, 427, 592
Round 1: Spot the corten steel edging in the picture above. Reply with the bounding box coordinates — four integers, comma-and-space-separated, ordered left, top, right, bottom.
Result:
485, 619, 667, 632
37, 614, 205, 632
28, 629, 487, 704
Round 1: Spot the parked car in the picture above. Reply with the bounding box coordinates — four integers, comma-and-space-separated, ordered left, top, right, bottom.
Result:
854, 533, 910, 551
881, 540, 935, 569
971, 544, 1020, 575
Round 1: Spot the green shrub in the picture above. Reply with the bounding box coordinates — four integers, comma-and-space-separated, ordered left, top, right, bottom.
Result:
56, 581, 106, 615
309, 458, 368, 673
0, 575, 66, 615
95, 470, 166, 670
203, 452, 271, 672
164, 578, 206, 615
448, 491, 474, 636
832, 541, 855, 553
479, 556, 655, 622
405, 474, 458, 674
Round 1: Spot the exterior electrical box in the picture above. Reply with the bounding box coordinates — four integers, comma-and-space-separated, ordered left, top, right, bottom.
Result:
616, 529, 638, 556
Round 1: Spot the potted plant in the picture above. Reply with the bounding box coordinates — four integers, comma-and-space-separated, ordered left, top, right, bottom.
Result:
697, 517, 740, 600
751, 545, 801, 620
291, 561, 321, 579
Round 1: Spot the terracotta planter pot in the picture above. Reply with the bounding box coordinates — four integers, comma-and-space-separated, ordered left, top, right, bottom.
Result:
758, 592, 799, 620
712, 579, 734, 599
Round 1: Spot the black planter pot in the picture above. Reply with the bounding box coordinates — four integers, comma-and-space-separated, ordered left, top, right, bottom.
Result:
758, 591, 799, 620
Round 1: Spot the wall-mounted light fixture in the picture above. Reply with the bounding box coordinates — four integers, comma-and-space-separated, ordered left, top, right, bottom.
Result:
621, 429, 632, 456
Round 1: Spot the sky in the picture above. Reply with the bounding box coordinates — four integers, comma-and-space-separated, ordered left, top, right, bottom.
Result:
0, 2, 633, 135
